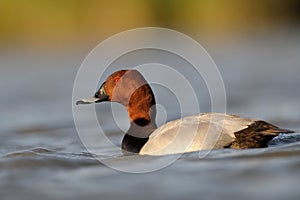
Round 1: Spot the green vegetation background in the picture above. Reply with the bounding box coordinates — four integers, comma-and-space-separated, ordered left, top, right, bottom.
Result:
0, 0, 299, 48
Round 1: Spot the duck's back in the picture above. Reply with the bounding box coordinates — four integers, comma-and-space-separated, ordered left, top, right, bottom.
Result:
139, 113, 291, 155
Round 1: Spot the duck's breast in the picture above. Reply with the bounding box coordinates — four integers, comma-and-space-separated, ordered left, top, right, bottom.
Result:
140, 113, 255, 155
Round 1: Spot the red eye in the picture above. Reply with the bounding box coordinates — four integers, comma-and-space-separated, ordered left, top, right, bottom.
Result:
114, 77, 120, 83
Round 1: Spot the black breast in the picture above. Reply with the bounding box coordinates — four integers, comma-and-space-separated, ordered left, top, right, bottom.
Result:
121, 134, 149, 153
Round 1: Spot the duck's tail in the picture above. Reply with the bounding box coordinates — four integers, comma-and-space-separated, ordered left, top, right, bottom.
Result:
229, 121, 294, 149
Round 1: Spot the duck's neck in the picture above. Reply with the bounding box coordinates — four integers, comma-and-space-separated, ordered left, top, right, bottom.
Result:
122, 85, 157, 153
122, 108, 157, 153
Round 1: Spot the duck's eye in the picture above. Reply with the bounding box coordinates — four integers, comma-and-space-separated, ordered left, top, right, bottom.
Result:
114, 77, 120, 83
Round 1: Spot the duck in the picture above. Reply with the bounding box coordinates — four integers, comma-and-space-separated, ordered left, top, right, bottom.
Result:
76, 69, 294, 155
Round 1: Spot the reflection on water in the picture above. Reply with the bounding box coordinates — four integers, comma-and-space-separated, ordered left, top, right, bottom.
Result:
1, 33, 300, 200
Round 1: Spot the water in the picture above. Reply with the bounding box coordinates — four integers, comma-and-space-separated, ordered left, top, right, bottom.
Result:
1, 31, 300, 200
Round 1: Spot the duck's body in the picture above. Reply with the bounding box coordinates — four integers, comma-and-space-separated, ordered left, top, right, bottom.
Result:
77, 69, 293, 155
139, 113, 292, 155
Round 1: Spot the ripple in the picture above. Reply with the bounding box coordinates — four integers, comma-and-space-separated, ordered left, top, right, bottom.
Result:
1, 149, 103, 170
4, 148, 53, 158
269, 132, 300, 145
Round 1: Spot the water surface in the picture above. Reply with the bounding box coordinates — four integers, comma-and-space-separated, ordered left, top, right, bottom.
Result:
1, 32, 300, 200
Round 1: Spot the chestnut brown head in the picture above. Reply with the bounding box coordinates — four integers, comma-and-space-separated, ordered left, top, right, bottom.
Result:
76, 69, 156, 125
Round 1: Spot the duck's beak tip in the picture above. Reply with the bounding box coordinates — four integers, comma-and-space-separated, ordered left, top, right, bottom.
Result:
76, 97, 99, 105
75, 100, 84, 105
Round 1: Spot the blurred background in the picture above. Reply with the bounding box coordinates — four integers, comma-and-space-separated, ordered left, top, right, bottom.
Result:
1, 1, 300, 200
1, 0, 300, 130
0, 0, 299, 50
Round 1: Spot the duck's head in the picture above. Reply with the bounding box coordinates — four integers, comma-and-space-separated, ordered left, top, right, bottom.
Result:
76, 70, 156, 127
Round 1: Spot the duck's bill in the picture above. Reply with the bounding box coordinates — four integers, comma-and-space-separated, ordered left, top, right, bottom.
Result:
76, 82, 109, 105
76, 97, 101, 105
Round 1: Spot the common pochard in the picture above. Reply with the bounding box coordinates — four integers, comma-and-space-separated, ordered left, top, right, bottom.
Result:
76, 69, 293, 155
